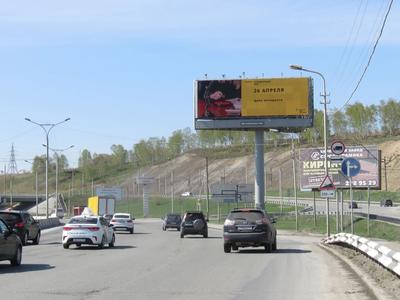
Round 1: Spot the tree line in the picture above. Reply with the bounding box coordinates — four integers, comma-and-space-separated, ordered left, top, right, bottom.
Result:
29, 98, 399, 178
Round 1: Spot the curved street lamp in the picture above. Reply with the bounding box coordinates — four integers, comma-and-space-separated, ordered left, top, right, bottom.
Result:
290, 65, 331, 236
25, 117, 71, 218
43, 145, 74, 217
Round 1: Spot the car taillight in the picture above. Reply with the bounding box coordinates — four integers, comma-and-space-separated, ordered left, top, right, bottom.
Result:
224, 219, 235, 226
256, 218, 268, 225
87, 227, 100, 231
15, 222, 25, 228
127, 220, 133, 223
63, 226, 72, 231
111, 219, 116, 222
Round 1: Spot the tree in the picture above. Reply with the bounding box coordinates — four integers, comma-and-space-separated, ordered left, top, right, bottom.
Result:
379, 98, 400, 135
111, 144, 128, 167
32, 155, 46, 173
331, 109, 348, 137
168, 130, 184, 157
345, 102, 377, 138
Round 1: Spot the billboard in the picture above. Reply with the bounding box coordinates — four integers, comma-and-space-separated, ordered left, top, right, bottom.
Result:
210, 183, 254, 202
95, 186, 123, 201
299, 145, 381, 190
194, 77, 313, 130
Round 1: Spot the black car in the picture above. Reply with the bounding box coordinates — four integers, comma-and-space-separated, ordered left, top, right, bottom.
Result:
162, 213, 182, 231
348, 201, 358, 209
380, 199, 393, 207
180, 211, 208, 238
0, 217, 22, 266
223, 208, 277, 253
0, 211, 41, 246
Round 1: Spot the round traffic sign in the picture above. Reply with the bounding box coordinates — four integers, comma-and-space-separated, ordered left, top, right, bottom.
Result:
331, 140, 345, 155
341, 158, 361, 177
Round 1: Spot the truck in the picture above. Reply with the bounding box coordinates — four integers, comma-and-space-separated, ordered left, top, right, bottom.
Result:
87, 196, 116, 216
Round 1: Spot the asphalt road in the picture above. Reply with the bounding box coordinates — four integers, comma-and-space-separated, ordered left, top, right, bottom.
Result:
0, 219, 378, 300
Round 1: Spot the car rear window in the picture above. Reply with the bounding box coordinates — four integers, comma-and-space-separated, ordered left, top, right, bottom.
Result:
68, 217, 98, 224
227, 211, 264, 224
0, 212, 22, 225
184, 213, 204, 221
114, 214, 130, 219
167, 215, 181, 221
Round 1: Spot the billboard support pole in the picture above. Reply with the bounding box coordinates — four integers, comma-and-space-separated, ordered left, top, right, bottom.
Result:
367, 185, 370, 236
340, 190, 344, 232
255, 130, 265, 210
313, 190, 316, 227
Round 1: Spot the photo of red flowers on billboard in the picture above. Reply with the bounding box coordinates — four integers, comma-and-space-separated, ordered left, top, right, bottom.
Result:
197, 80, 241, 118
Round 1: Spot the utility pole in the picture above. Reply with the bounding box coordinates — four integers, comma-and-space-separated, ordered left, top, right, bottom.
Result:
292, 141, 298, 231
205, 157, 210, 220
279, 168, 282, 215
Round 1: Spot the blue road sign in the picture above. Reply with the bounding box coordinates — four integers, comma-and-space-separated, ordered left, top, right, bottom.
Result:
341, 158, 361, 177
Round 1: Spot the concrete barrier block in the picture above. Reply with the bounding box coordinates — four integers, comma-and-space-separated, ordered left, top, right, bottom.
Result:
392, 252, 400, 263
378, 245, 392, 256
393, 264, 400, 276
378, 255, 393, 268
367, 241, 379, 249
367, 249, 379, 259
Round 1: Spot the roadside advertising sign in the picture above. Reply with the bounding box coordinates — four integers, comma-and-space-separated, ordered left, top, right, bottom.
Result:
210, 184, 254, 202
299, 145, 381, 190
95, 186, 123, 201
194, 77, 314, 130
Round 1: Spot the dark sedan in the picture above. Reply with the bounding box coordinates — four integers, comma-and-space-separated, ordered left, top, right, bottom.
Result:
223, 208, 277, 253
162, 213, 182, 231
0, 217, 22, 266
0, 211, 41, 245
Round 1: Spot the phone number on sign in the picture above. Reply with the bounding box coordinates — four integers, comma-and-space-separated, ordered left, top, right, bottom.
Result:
345, 180, 377, 186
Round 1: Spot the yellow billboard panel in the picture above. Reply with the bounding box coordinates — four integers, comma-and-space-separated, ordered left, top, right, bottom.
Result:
241, 78, 310, 117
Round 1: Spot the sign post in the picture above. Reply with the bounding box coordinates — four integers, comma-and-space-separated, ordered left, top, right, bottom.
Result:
341, 158, 360, 234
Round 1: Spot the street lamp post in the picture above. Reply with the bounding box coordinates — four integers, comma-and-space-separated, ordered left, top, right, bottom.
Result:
45, 145, 74, 217
24, 160, 38, 217
290, 65, 331, 236
25, 118, 71, 218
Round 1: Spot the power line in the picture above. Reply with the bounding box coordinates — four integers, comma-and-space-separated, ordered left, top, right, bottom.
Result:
339, 0, 394, 111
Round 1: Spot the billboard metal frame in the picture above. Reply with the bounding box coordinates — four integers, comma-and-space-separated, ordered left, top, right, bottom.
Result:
194, 77, 314, 130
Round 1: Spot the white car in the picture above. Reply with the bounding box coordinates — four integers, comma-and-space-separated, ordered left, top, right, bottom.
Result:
110, 213, 134, 234
62, 216, 115, 249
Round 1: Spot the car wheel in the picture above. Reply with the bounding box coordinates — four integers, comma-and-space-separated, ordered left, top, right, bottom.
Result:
130, 228, 134, 234
162, 226, 166, 231
180, 232, 184, 238
224, 244, 231, 253
109, 234, 115, 247
98, 236, 105, 249
10, 246, 22, 266
32, 231, 41, 245
22, 232, 28, 246
63, 244, 69, 249
203, 231, 208, 238
264, 243, 271, 253
272, 237, 277, 251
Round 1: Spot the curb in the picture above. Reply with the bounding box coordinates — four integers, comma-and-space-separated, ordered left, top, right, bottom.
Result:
323, 233, 400, 277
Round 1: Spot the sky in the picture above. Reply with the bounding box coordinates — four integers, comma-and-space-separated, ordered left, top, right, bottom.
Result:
0, 0, 399, 171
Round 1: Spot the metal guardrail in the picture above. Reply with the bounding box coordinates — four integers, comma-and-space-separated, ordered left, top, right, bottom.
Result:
323, 233, 400, 277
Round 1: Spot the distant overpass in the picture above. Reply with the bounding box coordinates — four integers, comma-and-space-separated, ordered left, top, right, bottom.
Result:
0, 194, 46, 211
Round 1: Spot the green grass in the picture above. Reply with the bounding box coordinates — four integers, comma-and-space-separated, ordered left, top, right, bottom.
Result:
114, 197, 294, 219
274, 214, 400, 241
